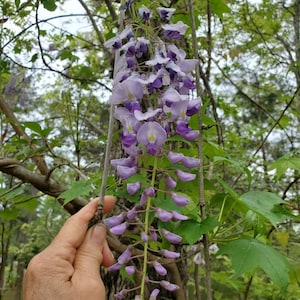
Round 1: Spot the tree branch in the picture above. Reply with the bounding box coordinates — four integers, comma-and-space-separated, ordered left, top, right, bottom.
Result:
0, 158, 87, 214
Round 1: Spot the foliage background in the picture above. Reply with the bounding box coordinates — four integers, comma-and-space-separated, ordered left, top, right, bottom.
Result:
0, 0, 300, 299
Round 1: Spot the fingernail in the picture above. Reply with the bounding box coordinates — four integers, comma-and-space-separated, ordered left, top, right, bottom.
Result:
91, 223, 106, 243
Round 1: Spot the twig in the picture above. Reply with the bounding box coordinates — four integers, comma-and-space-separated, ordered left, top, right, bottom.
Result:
188, 0, 212, 299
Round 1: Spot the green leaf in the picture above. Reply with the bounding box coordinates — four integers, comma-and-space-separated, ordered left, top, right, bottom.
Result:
240, 191, 286, 227
177, 216, 219, 245
218, 238, 291, 292
23, 121, 43, 135
209, 0, 230, 19
15, 0, 20, 9
41, 0, 57, 11
269, 155, 300, 180
0, 207, 19, 221
59, 179, 95, 205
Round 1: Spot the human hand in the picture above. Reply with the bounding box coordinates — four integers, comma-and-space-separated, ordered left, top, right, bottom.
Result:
23, 196, 116, 300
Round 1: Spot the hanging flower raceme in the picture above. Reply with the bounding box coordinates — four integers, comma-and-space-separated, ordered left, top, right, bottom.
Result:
103, 4, 200, 299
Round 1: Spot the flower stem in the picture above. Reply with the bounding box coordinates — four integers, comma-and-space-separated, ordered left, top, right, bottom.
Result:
140, 156, 158, 299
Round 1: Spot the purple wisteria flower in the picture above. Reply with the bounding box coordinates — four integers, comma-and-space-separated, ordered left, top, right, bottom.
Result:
161, 229, 182, 244
160, 280, 180, 291
149, 288, 160, 300
110, 221, 128, 235
160, 249, 180, 259
153, 261, 167, 276
157, 7, 175, 20
176, 169, 196, 182
171, 192, 190, 206
106, 5, 199, 297
139, 5, 152, 20
137, 122, 167, 155
127, 182, 141, 195
162, 21, 188, 39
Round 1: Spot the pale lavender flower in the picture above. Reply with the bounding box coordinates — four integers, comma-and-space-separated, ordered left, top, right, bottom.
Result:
114, 289, 128, 299
193, 252, 205, 265
149, 227, 158, 241
181, 156, 200, 168
127, 206, 138, 219
176, 169, 196, 182
103, 213, 125, 228
146, 50, 169, 66
172, 211, 188, 221
165, 175, 177, 189
156, 208, 173, 222
171, 192, 189, 206
137, 122, 167, 155
162, 21, 188, 39
187, 99, 201, 116
127, 182, 141, 195
134, 108, 162, 121
161, 229, 182, 243
104, 25, 133, 49
111, 156, 136, 168
153, 261, 167, 276
160, 249, 180, 259
167, 151, 184, 163
117, 165, 138, 180
109, 263, 123, 271
178, 59, 198, 73
176, 121, 199, 141
136, 37, 149, 58
160, 280, 180, 291
157, 7, 175, 20
118, 247, 132, 264
125, 266, 136, 275
110, 222, 128, 235
149, 288, 160, 300
139, 5, 152, 20
110, 77, 144, 104
141, 232, 149, 242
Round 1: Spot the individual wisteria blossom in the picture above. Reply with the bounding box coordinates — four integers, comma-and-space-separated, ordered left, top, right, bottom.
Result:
156, 7, 176, 21
149, 288, 160, 300
162, 21, 189, 39
105, 4, 200, 298
160, 280, 180, 291
153, 261, 167, 276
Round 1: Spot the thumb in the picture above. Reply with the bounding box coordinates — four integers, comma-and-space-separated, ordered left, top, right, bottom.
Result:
72, 223, 107, 279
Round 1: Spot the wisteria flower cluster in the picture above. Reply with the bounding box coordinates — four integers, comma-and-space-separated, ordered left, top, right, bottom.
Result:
104, 4, 200, 299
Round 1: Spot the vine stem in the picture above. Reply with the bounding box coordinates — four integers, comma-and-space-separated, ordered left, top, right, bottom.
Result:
97, 1, 127, 219
140, 156, 158, 299
187, 0, 213, 299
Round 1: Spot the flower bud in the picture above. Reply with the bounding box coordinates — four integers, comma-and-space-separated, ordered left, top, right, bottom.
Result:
176, 169, 196, 182
153, 261, 167, 276
161, 229, 182, 243
160, 280, 180, 291
160, 249, 180, 259
110, 222, 128, 235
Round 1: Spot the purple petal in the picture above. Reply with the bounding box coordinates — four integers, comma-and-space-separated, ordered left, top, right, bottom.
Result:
141, 232, 148, 242
160, 280, 180, 291
172, 211, 188, 221
127, 206, 138, 219
156, 208, 173, 222
110, 222, 128, 235
108, 263, 122, 272
149, 288, 160, 300
165, 175, 177, 189
138, 5, 152, 20
157, 7, 175, 20
161, 229, 182, 244
125, 266, 136, 275
118, 247, 132, 264
144, 187, 155, 197
176, 170, 196, 182
160, 249, 180, 259
127, 182, 141, 195
153, 261, 167, 276
186, 98, 201, 116
171, 192, 190, 206
137, 122, 167, 154
150, 227, 158, 241
111, 157, 136, 168
181, 156, 200, 168
114, 290, 128, 299
117, 165, 138, 180
134, 108, 162, 121
178, 59, 198, 73
167, 151, 184, 163
103, 213, 125, 228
